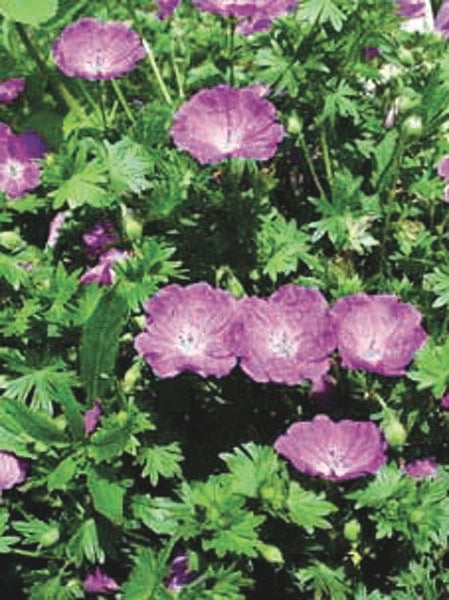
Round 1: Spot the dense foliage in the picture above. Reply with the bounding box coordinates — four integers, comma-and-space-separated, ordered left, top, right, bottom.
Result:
1, 0, 449, 598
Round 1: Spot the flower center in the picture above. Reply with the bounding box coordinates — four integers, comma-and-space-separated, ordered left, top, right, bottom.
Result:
362, 337, 383, 362
177, 327, 202, 355
7, 159, 23, 179
269, 330, 296, 358
326, 445, 348, 475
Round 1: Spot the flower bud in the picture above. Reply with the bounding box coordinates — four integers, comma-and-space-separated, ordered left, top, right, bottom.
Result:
343, 519, 361, 542
402, 115, 423, 137
382, 416, 407, 447
258, 543, 284, 564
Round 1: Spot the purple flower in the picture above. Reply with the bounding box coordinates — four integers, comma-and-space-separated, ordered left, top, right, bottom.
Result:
165, 554, 194, 592
52, 18, 146, 81
403, 457, 437, 478
330, 293, 427, 377
170, 84, 284, 164
395, 0, 426, 18
437, 156, 449, 180
274, 414, 388, 480
192, 0, 298, 34
0, 123, 47, 199
157, 0, 181, 18
83, 221, 120, 259
364, 47, 381, 61
83, 568, 120, 595
84, 401, 102, 435
236, 285, 336, 386
46, 212, 66, 249
80, 249, 128, 286
441, 392, 449, 410
0, 77, 25, 104
435, 0, 449, 37
134, 283, 239, 378
0, 451, 27, 495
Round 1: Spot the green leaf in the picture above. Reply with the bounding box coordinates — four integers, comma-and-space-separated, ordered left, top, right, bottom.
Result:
423, 266, 449, 308
132, 495, 185, 536
12, 518, 59, 548
408, 337, 449, 397
87, 470, 125, 524
121, 548, 164, 600
80, 290, 128, 402
47, 456, 78, 491
287, 482, 337, 533
66, 518, 105, 566
88, 419, 133, 463
0, 536, 20, 553
298, 0, 346, 31
203, 511, 265, 558
0, 0, 58, 25
295, 561, 349, 600
0, 397, 66, 446
137, 442, 184, 486
104, 137, 153, 195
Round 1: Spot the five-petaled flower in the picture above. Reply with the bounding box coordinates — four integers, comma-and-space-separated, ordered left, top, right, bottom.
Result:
274, 414, 388, 480
0, 122, 48, 199
0, 78, 25, 104
236, 285, 336, 385
52, 18, 146, 80
435, 0, 449, 37
157, 0, 181, 18
83, 568, 120, 595
330, 293, 427, 376
395, 0, 426, 18
80, 249, 129, 286
0, 451, 27, 497
83, 221, 120, 259
403, 457, 438, 478
135, 283, 239, 378
437, 156, 449, 202
165, 554, 195, 592
170, 84, 284, 164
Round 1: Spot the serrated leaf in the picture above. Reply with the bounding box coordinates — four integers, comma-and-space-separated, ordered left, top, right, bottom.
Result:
0, 535, 20, 553
121, 548, 163, 600
0, 397, 66, 446
80, 290, 128, 403
137, 442, 183, 486
203, 511, 265, 558
104, 137, 153, 195
287, 482, 337, 533
408, 337, 449, 397
87, 470, 125, 524
47, 456, 77, 491
0, 0, 58, 25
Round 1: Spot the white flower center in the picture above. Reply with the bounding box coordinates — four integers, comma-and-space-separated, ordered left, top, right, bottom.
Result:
6, 159, 24, 179
177, 326, 203, 355
269, 330, 296, 358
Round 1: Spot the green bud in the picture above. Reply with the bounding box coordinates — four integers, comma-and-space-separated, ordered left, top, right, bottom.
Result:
258, 543, 284, 564
121, 204, 142, 241
383, 416, 407, 447
287, 112, 302, 135
402, 115, 423, 137
0, 231, 23, 250
40, 525, 59, 547
343, 519, 361, 542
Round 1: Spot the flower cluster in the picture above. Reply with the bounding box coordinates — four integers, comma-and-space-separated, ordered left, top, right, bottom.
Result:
52, 18, 146, 80
80, 221, 128, 285
170, 84, 284, 164
274, 414, 388, 480
0, 123, 48, 199
135, 284, 426, 383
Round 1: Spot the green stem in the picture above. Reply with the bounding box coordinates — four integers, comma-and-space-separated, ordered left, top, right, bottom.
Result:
141, 39, 173, 105
320, 127, 333, 185
171, 39, 184, 98
228, 19, 236, 87
110, 79, 136, 125
76, 80, 98, 114
15, 23, 79, 113
100, 81, 108, 131
297, 131, 327, 199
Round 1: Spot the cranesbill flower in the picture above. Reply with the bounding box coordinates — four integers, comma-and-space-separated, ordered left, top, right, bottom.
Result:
435, 0, 449, 37
46, 211, 66, 249
80, 249, 128, 286
441, 392, 449, 410
170, 84, 284, 164
437, 157, 449, 202
134, 283, 239, 378
0, 77, 25, 104
83, 221, 120, 259
0, 451, 27, 496
403, 457, 437, 478
52, 18, 146, 81
236, 285, 336, 385
192, 0, 298, 34
83, 568, 120, 595
274, 414, 388, 480
157, 0, 181, 18
165, 555, 195, 592
395, 0, 426, 18
330, 293, 427, 376
364, 47, 381, 60
0, 123, 48, 199
84, 402, 102, 435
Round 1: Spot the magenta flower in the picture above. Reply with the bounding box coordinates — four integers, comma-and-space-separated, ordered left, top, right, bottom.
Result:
330, 293, 427, 377
435, 0, 449, 37
437, 157, 449, 202
0, 122, 48, 199
52, 18, 146, 81
395, 0, 426, 18
46, 211, 66, 249
83, 568, 120, 595
403, 457, 437, 478
192, 0, 298, 34
83, 221, 120, 259
274, 414, 388, 481
165, 554, 195, 592
84, 402, 102, 435
0, 451, 27, 496
441, 392, 449, 410
364, 47, 381, 61
236, 285, 336, 385
134, 283, 239, 378
157, 0, 181, 18
170, 84, 284, 164
0, 77, 25, 104
80, 249, 128, 286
